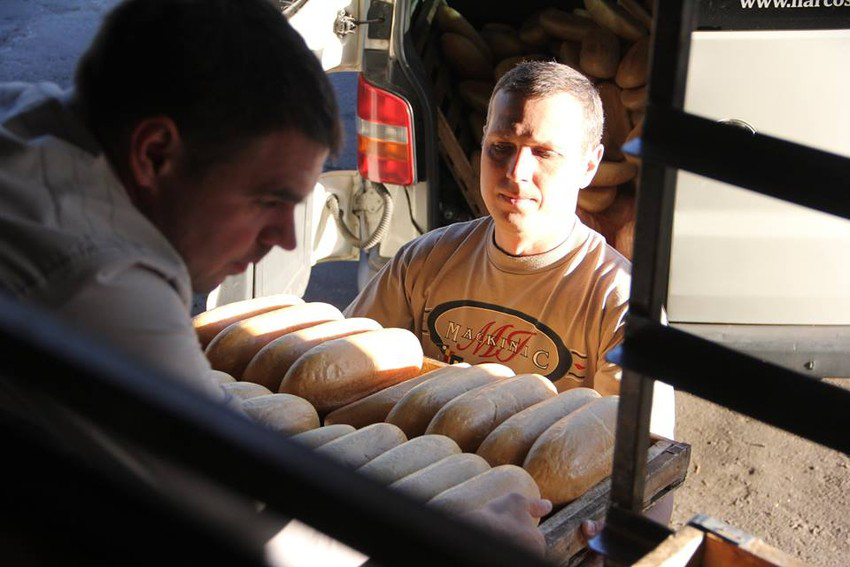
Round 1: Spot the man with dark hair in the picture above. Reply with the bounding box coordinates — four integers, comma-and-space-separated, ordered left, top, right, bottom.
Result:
0, 0, 340, 396
0, 1, 551, 560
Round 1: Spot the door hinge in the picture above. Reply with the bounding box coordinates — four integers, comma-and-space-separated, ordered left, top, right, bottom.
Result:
334, 9, 383, 38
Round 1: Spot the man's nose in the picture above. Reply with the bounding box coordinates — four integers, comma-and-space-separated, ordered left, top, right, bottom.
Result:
258, 206, 298, 251
507, 147, 535, 183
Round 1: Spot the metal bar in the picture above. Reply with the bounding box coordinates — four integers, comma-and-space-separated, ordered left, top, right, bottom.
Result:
610, 314, 850, 455
624, 107, 850, 222
610, 0, 698, 519
0, 296, 553, 567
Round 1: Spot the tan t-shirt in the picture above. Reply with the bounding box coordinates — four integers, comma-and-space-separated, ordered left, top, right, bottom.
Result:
346, 216, 675, 437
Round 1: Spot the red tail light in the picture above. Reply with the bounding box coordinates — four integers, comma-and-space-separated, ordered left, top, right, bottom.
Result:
357, 74, 414, 186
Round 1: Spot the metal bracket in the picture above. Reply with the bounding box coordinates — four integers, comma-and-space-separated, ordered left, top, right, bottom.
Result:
334, 9, 383, 38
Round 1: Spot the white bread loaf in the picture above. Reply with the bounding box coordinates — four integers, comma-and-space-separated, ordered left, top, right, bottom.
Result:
597, 81, 631, 161
242, 317, 382, 391
220, 381, 273, 402
323, 363, 471, 429
578, 186, 618, 213
458, 80, 494, 115
289, 424, 355, 449
241, 393, 320, 436
389, 453, 491, 502
441, 33, 493, 80
386, 363, 515, 438
209, 370, 236, 385
539, 7, 597, 41
480, 27, 527, 61
523, 395, 619, 505
316, 423, 408, 469
584, 0, 647, 41
357, 434, 462, 485
579, 26, 621, 79
427, 465, 542, 520
590, 160, 638, 187
425, 373, 558, 452
435, 4, 493, 63
204, 302, 343, 378
477, 388, 601, 466
616, 36, 650, 89
279, 328, 424, 415
192, 294, 304, 349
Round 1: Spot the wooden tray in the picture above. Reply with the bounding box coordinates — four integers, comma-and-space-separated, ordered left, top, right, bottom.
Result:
542, 439, 691, 566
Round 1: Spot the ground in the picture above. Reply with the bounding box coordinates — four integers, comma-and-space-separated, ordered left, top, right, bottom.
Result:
669, 379, 849, 566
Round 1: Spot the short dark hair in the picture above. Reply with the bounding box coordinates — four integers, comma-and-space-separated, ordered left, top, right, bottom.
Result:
74, 0, 342, 171
489, 61, 603, 152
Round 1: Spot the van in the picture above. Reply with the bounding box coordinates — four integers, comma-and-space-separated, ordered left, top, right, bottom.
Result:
212, 0, 850, 377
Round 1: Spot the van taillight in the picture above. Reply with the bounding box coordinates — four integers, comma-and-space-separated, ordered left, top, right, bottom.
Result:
356, 74, 414, 186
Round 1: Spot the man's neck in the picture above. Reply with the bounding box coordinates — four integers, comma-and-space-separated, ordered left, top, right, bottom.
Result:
492, 217, 576, 257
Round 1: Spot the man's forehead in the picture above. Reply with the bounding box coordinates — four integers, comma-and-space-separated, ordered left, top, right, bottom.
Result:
487, 91, 586, 141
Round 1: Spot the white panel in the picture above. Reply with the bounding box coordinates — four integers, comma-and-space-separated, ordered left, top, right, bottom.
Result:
668, 29, 850, 325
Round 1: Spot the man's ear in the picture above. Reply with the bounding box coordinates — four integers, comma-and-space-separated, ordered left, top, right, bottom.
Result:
127, 116, 183, 193
579, 143, 605, 189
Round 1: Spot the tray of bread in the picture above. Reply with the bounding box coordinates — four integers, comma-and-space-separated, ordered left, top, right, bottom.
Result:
194, 298, 690, 565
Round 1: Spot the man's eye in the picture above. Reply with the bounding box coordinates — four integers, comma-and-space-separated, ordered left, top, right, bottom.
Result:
533, 148, 557, 159
488, 142, 513, 155
258, 198, 282, 209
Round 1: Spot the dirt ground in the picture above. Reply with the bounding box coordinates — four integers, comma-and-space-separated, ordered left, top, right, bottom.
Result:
668, 378, 849, 567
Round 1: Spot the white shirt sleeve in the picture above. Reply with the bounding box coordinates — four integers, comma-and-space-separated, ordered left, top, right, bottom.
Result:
57, 264, 225, 401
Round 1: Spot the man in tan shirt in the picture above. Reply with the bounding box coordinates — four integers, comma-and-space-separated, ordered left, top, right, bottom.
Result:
346, 61, 674, 439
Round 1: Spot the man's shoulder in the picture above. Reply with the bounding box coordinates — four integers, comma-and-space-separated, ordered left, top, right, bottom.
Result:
403, 216, 491, 254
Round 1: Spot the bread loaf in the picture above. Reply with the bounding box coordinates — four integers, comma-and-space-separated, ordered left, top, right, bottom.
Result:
279, 328, 423, 415
435, 4, 493, 63
616, 36, 650, 89
242, 317, 382, 391
289, 424, 355, 449
580, 26, 620, 79
357, 434, 462, 485
518, 15, 549, 48
480, 27, 526, 61
205, 302, 343, 378
597, 81, 631, 161
494, 54, 550, 82
220, 381, 273, 402
389, 453, 491, 502
324, 363, 471, 429
539, 7, 597, 41
458, 81, 494, 115
623, 119, 643, 165
427, 465, 541, 520
620, 84, 647, 111
425, 373, 558, 453
209, 370, 236, 385
192, 294, 304, 349
619, 0, 653, 28
441, 33, 493, 81
578, 185, 617, 213
590, 160, 638, 187
523, 395, 619, 505
241, 393, 320, 436
316, 422, 407, 469
477, 388, 601, 466
386, 363, 515, 438
558, 41, 581, 69
584, 0, 647, 41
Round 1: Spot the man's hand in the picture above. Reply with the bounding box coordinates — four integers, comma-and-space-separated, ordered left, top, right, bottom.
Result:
579, 519, 605, 567
461, 493, 553, 557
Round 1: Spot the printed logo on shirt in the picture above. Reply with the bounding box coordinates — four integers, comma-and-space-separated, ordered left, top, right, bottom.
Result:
426, 300, 579, 381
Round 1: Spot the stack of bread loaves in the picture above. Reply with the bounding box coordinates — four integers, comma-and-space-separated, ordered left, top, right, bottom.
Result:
436, 0, 654, 260
194, 295, 621, 517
